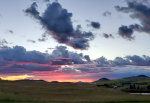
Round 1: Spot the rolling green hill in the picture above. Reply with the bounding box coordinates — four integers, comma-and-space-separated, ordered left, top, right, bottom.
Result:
94, 75, 150, 92
95, 75, 150, 85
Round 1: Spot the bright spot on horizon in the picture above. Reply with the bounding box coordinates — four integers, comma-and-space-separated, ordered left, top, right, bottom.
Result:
0, 75, 33, 81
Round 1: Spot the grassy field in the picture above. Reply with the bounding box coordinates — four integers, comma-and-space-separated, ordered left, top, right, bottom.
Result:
0, 80, 150, 103
95, 75, 150, 89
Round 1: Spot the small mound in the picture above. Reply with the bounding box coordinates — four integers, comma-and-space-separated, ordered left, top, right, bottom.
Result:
97, 78, 110, 82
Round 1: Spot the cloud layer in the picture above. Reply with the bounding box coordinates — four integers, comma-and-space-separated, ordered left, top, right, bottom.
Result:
94, 55, 150, 66
0, 45, 150, 81
0, 45, 92, 74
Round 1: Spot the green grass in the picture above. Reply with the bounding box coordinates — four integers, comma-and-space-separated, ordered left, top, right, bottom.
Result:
95, 76, 150, 88
0, 80, 150, 103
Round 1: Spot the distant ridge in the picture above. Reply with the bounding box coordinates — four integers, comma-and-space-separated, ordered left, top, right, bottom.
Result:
96, 78, 110, 82
124, 75, 150, 80
136, 75, 149, 77
94, 75, 150, 85
16, 79, 46, 82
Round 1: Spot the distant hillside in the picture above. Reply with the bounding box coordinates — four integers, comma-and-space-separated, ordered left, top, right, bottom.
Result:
120, 75, 150, 83
94, 75, 150, 87
95, 78, 110, 82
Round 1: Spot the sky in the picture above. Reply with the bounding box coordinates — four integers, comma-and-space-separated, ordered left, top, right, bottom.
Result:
0, 0, 150, 82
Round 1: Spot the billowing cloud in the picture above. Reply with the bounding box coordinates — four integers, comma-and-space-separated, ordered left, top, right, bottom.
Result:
25, 2, 94, 50
76, 67, 112, 73
90, 21, 100, 29
115, 1, 150, 39
84, 55, 91, 62
0, 45, 150, 81
118, 24, 142, 40
118, 25, 134, 40
51, 46, 91, 64
0, 46, 50, 64
0, 45, 91, 65
94, 55, 150, 66
94, 56, 109, 66
111, 57, 131, 66
0, 46, 59, 74
0, 45, 93, 74
0, 63, 59, 74
126, 55, 150, 66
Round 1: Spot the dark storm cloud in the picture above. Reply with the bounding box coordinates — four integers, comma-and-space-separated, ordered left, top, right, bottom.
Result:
111, 57, 131, 66
118, 24, 142, 40
0, 59, 10, 67
126, 55, 150, 66
44, 0, 50, 2
0, 67, 31, 74
0, 64, 58, 74
115, 1, 150, 38
0, 46, 50, 64
0, 45, 91, 74
1, 45, 150, 75
0, 45, 90, 65
51, 46, 90, 64
94, 55, 150, 66
90, 21, 100, 29
25, 2, 94, 50
76, 67, 112, 73
103, 33, 114, 39
84, 55, 91, 62
11, 64, 58, 71
118, 25, 134, 40
103, 11, 111, 16
94, 56, 131, 66
94, 56, 109, 66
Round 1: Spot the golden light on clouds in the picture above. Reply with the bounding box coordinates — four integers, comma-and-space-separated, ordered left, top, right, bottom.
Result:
144, 67, 150, 69
0, 75, 33, 81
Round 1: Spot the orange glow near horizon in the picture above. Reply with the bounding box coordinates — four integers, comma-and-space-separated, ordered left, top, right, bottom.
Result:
0, 72, 95, 83
0, 74, 33, 81
0, 75, 94, 83
0, 63, 108, 83
144, 67, 150, 69
49, 79, 94, 83
30, 71, 95, 82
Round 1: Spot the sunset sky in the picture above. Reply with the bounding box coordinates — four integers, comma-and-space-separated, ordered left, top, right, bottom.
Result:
0, 0, 150, 82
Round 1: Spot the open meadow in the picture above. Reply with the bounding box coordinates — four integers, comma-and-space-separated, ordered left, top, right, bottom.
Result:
0, 80, 150, 103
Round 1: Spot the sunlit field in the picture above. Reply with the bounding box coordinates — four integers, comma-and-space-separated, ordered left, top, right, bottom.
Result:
0, 80, 150, 103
